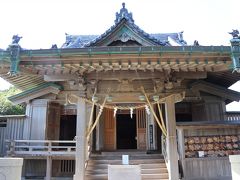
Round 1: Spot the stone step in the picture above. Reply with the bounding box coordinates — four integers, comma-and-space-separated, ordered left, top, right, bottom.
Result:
90, 155, 163, 160
85, 173, 169, 180
86, 167, 167, 175
86, 163, 166, 170
142, 173, 169, 179
85, 174, 108, 180
141, 168, 168, 174
100, 150, 147, 156
141, 163, 167, 169
86, 151, 168, 180
87, 159, 165, 165
92, 151, 162, 156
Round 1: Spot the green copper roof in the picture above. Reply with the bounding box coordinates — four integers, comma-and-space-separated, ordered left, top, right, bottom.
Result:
8, 83, 62, 102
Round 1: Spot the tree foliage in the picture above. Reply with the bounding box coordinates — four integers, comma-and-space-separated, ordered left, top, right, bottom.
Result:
0, 87, 25, 115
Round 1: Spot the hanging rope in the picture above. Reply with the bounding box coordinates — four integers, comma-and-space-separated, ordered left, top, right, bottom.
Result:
157, 102, 167, 133
87, 102, 95, 134
69, 93, 178, 110
68, 90, 185, 138
141, 86, 167, 136
86, 92, 109, 139
87, 88, 97, 132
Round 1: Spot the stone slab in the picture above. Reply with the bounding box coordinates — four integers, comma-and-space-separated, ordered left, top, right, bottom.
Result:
0, 158, 23, 180
229, 155, 240, 180
108, 165, 141, 180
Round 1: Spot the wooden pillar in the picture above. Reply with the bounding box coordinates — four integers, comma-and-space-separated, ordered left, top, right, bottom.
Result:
74, 98, 86, 180
46, 156, 52, 180
165, 95, 179, 180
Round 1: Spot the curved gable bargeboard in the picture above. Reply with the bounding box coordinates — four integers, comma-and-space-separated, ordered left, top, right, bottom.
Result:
88, 19, 161, 47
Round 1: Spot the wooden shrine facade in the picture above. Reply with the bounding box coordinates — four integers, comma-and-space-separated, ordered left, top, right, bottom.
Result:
1, 3, 240, 180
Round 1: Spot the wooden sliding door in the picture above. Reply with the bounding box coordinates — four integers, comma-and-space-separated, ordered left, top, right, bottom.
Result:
103, 109, 116, 150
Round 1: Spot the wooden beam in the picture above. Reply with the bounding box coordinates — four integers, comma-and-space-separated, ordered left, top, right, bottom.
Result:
86, 71, 165, 80
44, 74, 79, 81
87, 71, 207, 81
173, 71, 207, 79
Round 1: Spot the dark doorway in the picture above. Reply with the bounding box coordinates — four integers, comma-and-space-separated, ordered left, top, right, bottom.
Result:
117, 114, 137, 149
60, 115, 76, 141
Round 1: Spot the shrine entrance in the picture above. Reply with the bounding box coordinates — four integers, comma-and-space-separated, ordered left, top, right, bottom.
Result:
103, 108, 147, 151
116, 114, 137, 149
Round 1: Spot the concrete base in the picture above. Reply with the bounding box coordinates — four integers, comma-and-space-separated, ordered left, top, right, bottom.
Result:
229, 155, 240, 180
0, 158, 23, 180
108, 165, 141, 180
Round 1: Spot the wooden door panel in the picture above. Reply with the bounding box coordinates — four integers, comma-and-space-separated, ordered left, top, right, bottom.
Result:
104, 109, 115, 150
136, 108, 147, 150
47, 103, 60, 140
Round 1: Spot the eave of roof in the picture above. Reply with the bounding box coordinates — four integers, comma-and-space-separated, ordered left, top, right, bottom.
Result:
191, 80, 240, 102
8, 83, 62, 104
0, 45, 238, 91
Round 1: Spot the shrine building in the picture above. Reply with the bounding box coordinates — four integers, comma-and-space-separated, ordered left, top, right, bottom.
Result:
0, 3, 240, 180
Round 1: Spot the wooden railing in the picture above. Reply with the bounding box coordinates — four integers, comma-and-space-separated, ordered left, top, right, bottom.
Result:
226, 112, 240, 122
6, 139, 92, 175
6, 140, 76, 157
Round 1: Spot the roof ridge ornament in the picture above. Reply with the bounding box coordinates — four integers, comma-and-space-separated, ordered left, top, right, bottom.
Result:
115, 3, 134, 24
229, 29, 240, 73
7, 34, 22, 76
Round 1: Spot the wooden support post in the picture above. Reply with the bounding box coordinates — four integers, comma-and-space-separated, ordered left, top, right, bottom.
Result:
165, 95, 179, 180
74, 98, 86, 180
46, 156, 52, 180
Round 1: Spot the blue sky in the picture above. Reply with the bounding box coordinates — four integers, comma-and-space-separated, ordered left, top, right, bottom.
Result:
0, 0, 239, 111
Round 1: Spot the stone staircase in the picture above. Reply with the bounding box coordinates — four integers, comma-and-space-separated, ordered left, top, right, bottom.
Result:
85, 151, 169, 180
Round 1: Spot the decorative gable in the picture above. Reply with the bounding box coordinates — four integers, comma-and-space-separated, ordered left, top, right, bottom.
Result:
61, 3, 187, 48
88, 19, 161, 47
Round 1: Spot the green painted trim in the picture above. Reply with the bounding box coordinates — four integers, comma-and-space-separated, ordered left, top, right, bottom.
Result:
8, 83, 62, 101
17, 46, 233, 57
0, 46, 234, 67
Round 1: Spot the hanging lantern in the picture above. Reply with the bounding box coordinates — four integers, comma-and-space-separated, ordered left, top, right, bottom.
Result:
153, 95, 159, 102
106, 95, 113, 102
92, 96, 98, 102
